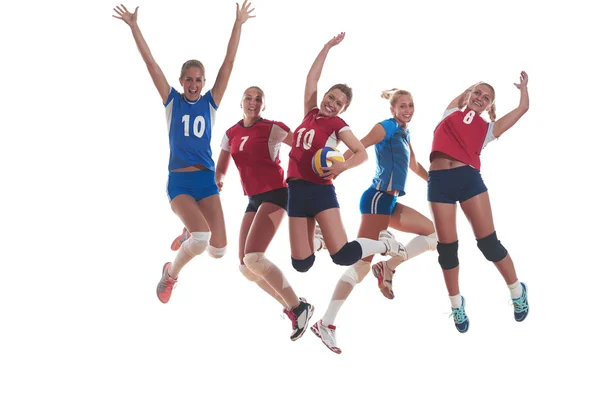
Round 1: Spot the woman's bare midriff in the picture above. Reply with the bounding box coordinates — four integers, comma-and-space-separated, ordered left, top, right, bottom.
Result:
171, 164, 208, 172
429, 152, 467, 171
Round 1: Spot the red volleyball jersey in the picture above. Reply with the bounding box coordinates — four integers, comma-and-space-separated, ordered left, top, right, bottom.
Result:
221, 118, 290, 196
287, 108, 350, 185
430, 108, 496, 170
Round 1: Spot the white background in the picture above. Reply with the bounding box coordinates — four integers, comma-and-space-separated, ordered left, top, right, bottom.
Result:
2, 0, 599, 399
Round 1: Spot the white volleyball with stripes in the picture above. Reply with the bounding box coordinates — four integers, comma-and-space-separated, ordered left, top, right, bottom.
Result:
312, 147, 345, 180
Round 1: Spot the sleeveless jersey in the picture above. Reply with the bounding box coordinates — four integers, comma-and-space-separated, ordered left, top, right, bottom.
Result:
164, 87, 218, 171
430, 107, 495, 170
372, 118, 411, 195
221, 118, 290, 196
287, 108, 350, 185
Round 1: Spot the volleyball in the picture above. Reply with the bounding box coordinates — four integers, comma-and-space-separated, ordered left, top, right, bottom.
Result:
312, 146, 345, 179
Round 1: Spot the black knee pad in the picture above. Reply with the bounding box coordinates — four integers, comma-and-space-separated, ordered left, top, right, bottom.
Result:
291, 254, 315, 272
477, 231, 508, 262
331, 241, 362, 266
437, 241, 459, 270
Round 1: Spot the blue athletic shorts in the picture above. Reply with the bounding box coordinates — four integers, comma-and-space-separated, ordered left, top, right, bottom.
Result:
359, 187, 398, 215
166, 170, 219, 202
427, 165, 487, 204
287, 179, 339, 218
246, 187, 288, 213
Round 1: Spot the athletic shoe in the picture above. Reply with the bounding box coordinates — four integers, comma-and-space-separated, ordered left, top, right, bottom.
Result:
378, 230, 408, 259
170, 227, 189, 251
512, 282, 529, 322
450, 296, 469, 333
156, 262, 177, 304
287, 298, 314, 341
315, 224, 327, 251
311, 320, 341, 354
372, 260, 395, 300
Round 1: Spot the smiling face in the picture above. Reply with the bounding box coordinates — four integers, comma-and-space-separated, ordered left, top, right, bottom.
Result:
390, 94, 414, 127
241, 87, 265, 119
467, 83, 495, 114
179, 66, 205, 102
319, 88, 349, 117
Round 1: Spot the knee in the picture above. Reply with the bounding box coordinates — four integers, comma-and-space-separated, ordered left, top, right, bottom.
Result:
183, 232, 210, 256
340, 260, 370, 287
243, 252, 274, 276
437, 240, 459, 270
476, 231, 508, 262
291, 254, 315, 273
425, 232, 438, 251
238, 264, 262, 283
331, 241, 362, 266
208, 244, 227, 258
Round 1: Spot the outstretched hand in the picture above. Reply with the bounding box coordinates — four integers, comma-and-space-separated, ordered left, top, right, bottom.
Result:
236, 0, 256, 24
325, 32, 346, 48
514, 71, 529, 89
112, 4, 138, 27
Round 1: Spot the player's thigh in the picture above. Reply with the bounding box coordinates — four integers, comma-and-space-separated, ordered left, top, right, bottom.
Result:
245, 202, 286, 254
314, 208, 349, 254
171, 194, 209, 233
389, 203, 435, 236
356, 214, 390, 262
239, 211, 256, 264
429, 202, 458, 243
289, 217, 316, 259
460, 191, 496, 239
197, 194, 227, 247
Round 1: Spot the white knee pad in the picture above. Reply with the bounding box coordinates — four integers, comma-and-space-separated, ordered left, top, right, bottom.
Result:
242, 252, 274, 277
239, 264, 262, 283
425, 232, 438, 251
182, 232, 210, 256
208, 245, 227, 258
340, 260, 370, 287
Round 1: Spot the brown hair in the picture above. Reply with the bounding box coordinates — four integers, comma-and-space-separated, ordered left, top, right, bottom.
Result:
381, 88, 413, 106
179, 59, 205, 79
326, 83, 353, 110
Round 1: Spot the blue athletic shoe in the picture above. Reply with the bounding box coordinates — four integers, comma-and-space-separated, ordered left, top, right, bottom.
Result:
512, 282, 529, 322
451, 296, 469, 333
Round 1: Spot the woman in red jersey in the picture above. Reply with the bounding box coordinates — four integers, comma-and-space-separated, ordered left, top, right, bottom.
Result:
285, 33, 407, 346
428, 72, 530, 333
214, 86, 313, 341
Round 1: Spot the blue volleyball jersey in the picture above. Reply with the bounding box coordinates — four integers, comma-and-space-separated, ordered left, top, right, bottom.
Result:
371, 118, 411, 194
164, 87, 218, 171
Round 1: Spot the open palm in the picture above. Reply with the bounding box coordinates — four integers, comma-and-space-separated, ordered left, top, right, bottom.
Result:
236, 0, 256, 24
112, 4, 138, 27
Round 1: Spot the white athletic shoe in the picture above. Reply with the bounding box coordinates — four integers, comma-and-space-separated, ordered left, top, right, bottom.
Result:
315, 224, 327, 251
379, 230, 408, 259
310, 320, 341, 354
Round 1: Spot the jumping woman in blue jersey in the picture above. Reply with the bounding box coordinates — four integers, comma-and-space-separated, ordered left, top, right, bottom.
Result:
112, 2, 255, 303
312, 89, 437, 354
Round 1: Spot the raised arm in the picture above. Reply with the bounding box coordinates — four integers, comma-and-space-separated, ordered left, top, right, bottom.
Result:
492, 71, 529, 139
342, 123, 385, 160
322, 130, 367, 179
113, 5, 170, 104
408, 143, 428, 181
211, 1, 256, 107
304, 32, 345, 115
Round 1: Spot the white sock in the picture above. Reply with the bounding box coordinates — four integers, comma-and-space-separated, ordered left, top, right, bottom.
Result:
449, 294, 463, 309
321, 300, 344, 326
355, 237, 386, 258
508, 280, 522, 299
405, 233, 437, 260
